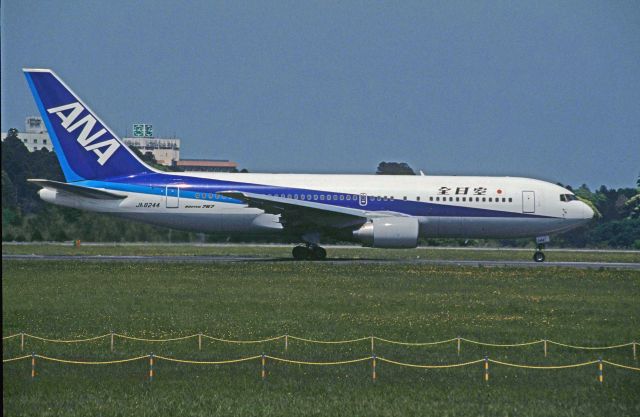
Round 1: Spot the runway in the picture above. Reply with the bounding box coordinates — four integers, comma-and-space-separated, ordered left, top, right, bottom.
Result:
3, 254, 639, 270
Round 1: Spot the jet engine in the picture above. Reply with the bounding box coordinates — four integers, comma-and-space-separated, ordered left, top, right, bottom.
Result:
353, 217, 419, 248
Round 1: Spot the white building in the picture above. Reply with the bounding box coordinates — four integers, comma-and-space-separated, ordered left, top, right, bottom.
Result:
122, 137, 180, 166
1, 117, 53, 152
2, 119, 181, 166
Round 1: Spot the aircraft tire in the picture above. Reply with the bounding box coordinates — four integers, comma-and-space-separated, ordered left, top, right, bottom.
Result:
533, 251, 545, 263
311, 246, 327, 261
292, 246, 310, 260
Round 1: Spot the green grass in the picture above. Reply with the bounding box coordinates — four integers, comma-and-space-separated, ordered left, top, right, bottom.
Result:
3, 260, 640, 416
3, 243, 640, 263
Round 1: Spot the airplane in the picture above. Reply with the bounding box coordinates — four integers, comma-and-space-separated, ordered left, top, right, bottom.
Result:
23, 68, 594, 262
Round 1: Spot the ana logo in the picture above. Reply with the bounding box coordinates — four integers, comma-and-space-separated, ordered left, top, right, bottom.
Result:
47, 102, 120, 165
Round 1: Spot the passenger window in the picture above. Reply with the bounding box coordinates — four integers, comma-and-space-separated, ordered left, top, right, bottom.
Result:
320, 195, 325, 200
327, 195, 332, 201
417, 196, 420, 201
429, 196, 433, 201
195, 193, 200, 198
508, 198, 512, 202
482, 197, 486, 202
436, 197, 439, 201
404, 196, 407, 200
462, 197, 466, 202
340, 195, 344, 200
314, 195, 318, 200
346, 195, 351, 200
449, 197, 453, 202
502, 198, 506, 202
456, 197, 460, 202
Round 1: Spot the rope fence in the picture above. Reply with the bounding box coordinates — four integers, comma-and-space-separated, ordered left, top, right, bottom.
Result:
3, 333, 638, 360
3, 353, 638, 383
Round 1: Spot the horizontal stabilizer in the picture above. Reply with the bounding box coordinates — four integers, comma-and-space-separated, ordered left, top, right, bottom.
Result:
28, 179, 127, 200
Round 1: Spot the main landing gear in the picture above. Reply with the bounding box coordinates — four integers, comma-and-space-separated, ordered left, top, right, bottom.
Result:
292, 245, 327, 260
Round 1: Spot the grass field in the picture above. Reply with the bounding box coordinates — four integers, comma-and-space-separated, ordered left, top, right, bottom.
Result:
3, 242, 640, 263
3, 259, 640, 416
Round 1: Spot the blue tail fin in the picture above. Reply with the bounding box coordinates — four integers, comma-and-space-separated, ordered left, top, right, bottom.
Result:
23, 68, 155, 182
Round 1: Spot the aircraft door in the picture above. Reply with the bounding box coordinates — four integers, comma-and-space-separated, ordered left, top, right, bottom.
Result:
166, 186, 179, 208
359, 193, 368, 207
522, 191, 535, 213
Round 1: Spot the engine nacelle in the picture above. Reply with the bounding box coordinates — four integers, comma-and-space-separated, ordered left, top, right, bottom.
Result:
353, 217, 419, 248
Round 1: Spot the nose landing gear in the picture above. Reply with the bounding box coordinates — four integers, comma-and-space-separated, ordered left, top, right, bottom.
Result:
292, 245, 327, 260
533, 236, 550, 262
533, 248, 546, 263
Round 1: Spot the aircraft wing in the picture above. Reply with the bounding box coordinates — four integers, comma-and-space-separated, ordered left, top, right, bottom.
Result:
218, 190, 404, 230
28, 179, 127, 200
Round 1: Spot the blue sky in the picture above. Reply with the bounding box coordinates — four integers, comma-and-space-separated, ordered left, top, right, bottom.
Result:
2, 1, 639, 188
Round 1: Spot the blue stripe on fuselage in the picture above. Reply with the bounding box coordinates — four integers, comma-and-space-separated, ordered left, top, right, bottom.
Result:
81, 173, 556, 219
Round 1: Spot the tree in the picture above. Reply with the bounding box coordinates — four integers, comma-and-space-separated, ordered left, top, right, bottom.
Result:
376, 161, 415, 175
1, 170, 17, 208
129, 146, 173, 171
624, 173, 640, 219
7, 128, 19, 139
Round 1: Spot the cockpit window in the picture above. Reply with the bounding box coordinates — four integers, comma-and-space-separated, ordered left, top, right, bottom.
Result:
560, 194, 578, 202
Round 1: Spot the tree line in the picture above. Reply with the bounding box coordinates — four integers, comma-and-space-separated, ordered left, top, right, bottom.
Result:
1, 135, 638, 248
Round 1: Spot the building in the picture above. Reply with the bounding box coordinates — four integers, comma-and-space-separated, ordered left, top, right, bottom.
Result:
1, 117, 53, 152
175, 159, 239, 172
121, 123, 181, 166
3, 119, 240, 171
122, 137, 180, 166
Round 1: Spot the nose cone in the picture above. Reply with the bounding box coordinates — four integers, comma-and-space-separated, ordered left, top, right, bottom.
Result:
581, 202, 595, 220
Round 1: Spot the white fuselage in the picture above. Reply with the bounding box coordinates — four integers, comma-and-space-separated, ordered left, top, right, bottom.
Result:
40, 173, 593, 240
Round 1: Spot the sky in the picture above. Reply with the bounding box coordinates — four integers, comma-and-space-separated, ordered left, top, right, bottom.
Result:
1, 1, 639, 188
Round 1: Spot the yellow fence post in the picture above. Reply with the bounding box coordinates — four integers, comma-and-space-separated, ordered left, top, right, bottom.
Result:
371, 336, 374, 353
544, 340, 547, 358
484, 356, 489, 382
149, 354, 154, 382
198, 333, 202, 351
285, 335, 288, 351
372, 355, 377, 382
21, 333, 24, 352
597, 358, 603, 384
457, 336, 461, 356
31, 353, 36, 379
261, 354, 266, 380
110, 331, 114, 353
633, 342, 637, 360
